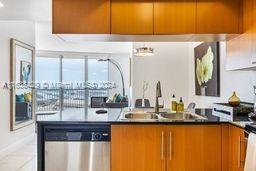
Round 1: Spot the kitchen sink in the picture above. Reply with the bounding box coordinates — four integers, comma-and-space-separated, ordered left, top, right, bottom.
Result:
121, 110, 206, 121
159, 112, 206, 121
123, 112, 159, 120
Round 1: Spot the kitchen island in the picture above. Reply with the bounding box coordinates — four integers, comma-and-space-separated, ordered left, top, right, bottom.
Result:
37, 108, 251, 171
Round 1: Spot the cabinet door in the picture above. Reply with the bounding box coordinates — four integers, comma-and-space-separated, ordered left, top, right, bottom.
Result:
154, 0, 196, 34
196, 0, 242, 34
111, 0, 153, 35
167, 125, 222, 171
230, 125, 247, 171
52, 0, 110, 34
111, 125, 165, 171
226, 0, 254, 70
226, 35, 253, 70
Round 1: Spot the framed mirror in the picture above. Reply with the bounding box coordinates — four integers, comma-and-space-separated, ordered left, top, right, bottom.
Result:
10, 39, 35, 131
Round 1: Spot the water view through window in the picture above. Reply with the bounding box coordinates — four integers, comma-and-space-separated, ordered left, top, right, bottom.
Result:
35, 56, 109, 112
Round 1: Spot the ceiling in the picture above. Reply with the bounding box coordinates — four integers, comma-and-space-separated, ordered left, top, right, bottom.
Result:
0, 0, 133, 54
0, 0, 51, 21
36, 22, 133, 54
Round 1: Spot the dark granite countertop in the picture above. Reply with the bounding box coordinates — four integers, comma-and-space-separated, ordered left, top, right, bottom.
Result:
36, 108, 253, 128
36, 108, 123, 123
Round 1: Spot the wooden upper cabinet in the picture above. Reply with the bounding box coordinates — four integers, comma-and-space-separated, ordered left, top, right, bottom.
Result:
52, 0, 110, 34
154, 0, 196, 34
52, 0, 243, 36
167, 125, 222, 171
111, 125, 165, 171
226, 0, 254, 70
196, 0, 242, 34
111, 0, 154, 35
252, 0, 256, 63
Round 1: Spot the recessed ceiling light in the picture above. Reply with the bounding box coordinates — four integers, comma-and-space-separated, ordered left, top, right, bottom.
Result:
0, 2, 4, 8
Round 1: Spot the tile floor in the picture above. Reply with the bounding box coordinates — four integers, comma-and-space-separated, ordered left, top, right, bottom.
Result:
0, 135, 37, 171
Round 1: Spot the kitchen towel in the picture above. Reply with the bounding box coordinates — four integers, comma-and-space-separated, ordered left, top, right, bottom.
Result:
244, 133, 256, 171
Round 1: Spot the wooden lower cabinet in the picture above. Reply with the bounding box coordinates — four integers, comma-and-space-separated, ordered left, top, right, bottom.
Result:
167, 125, 222, 171
111, 125, 166, 171
229, 125, 247, 171
111, 124, 222, 171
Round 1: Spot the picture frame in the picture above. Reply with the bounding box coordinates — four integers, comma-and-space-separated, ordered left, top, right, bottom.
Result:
10, 38, 35, 131
194, 42, 220, 97
20, 60, 32, 84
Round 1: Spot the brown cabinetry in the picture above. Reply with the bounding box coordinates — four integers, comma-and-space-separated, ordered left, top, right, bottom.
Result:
111, 0, 154, 35
111, 124, 222, 171
111, 125, 165, 171
226, 0, 256, 70
229, 125, 247, 171
167, 125, 222, 171
252, 0, 256, 63
52, 0, 110, 34
154, 0, 196, 34
52, 0, 243, 36
196, 0, 242, 34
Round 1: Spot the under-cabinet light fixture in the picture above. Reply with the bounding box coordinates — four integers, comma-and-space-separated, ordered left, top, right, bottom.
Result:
134, 47, 154, 57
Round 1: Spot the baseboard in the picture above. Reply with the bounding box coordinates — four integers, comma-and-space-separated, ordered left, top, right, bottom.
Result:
0, 134, 36, 160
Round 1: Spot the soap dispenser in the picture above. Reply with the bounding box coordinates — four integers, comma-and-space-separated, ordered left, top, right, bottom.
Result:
170, 94, 177, 112
176, 97, 184, 112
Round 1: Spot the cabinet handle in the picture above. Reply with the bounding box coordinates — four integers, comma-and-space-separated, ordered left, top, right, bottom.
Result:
238, 136, 241, 168
169, 131, 172, 160
161, 131, 164, 161
238, 136, 247, 168
238, 135, 248, 168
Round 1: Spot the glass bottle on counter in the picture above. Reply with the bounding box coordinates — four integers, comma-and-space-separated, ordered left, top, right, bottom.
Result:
176, 97, 184, 112
170, 94, 177, 112
228, 91, 240, 107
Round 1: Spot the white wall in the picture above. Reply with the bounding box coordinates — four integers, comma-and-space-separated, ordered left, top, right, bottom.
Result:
0, 21, 35, 157
132, 42, 190, 108
0, 0, 51, 21
132, 42, 256, 109
188, 42, 256, 108
108, 54, 131, 99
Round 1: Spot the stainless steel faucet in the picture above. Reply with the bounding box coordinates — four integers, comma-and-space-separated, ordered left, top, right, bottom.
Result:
155, 81, 162, 113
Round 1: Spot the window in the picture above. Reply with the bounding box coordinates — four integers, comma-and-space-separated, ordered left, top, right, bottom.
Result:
88, 59, 108, 82
35, 57, 60, 111
35, 56, 109, 112
35, 57, 60, 84
63, 58, 85, 83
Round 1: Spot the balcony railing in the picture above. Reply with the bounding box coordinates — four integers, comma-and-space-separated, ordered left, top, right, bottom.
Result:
36, 88, 108, 111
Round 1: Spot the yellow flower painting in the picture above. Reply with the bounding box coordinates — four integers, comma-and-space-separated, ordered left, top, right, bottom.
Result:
194, 42, 220, 97
196, 47, 214, 86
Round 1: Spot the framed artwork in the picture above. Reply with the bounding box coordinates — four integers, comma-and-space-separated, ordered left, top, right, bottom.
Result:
20, 61, 32, 84
10, 39, 35, 131
194, 42, 220, 97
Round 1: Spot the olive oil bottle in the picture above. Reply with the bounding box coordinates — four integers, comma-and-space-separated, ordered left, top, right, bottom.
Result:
170, 94, 177, 112
176, 97, 184, 112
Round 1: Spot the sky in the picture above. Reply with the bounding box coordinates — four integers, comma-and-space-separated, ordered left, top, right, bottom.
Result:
35, 57, 108, 84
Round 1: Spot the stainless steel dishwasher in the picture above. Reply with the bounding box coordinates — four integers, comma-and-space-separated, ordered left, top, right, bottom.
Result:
44, 125, 110, 171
